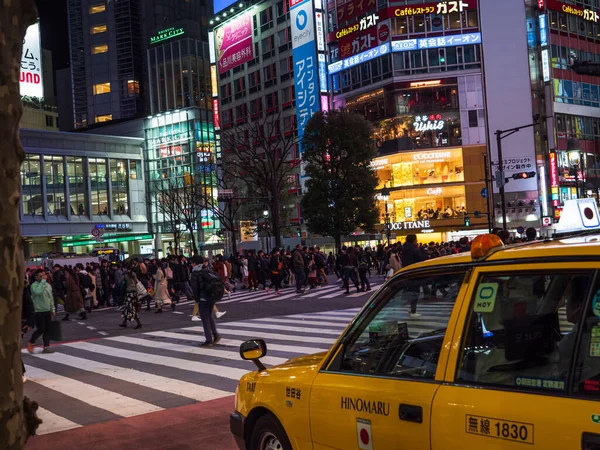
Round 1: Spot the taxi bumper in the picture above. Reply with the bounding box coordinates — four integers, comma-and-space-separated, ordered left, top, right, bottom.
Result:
230, 411, 246, 450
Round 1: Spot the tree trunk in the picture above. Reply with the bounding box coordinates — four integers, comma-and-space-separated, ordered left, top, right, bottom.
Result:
271, 191, 282, 249
188, 227, 198, 256
230, 229, 238, 256
334, 234, 342, 252
0, 1, 41, 448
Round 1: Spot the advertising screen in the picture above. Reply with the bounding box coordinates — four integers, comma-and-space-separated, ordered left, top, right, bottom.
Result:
214, 0, 238, 15
20, 23, 44, 99
215, 12, 254, 74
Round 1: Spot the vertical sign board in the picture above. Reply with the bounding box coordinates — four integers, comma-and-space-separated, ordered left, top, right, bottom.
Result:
20, 23, 44, 99
291, 0, 320, 153
539, 14, 548, 47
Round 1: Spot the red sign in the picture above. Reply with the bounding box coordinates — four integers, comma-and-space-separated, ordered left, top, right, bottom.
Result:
339, 28, 378, 58
546, 0, 599, 22
378, 23, 389, 42
336, 0, 377, 27
549, 152, 558, 187
538, 0, 545, 8
213, 99, 221, 130
215, 12, 254, 74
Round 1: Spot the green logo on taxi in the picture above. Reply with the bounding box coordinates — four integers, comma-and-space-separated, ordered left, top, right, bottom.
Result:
592, 415, 600, 424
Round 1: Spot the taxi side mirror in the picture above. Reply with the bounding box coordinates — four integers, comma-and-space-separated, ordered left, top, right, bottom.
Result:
240, 339, 267, 371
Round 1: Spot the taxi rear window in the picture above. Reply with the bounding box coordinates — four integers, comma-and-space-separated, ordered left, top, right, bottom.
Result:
456, 271, 593, 394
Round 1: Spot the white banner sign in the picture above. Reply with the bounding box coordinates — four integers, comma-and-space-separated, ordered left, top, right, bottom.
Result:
20, 24, 44, 99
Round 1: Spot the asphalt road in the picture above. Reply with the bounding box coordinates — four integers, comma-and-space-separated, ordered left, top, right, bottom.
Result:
22, 274, 380, 448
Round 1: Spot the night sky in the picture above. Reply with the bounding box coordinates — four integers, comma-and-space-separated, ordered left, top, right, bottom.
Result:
35, 0, 69, 70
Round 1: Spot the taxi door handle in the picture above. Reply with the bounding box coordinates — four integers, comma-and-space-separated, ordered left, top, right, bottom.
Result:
399, 404, 422, 424
582, 432, 600, 449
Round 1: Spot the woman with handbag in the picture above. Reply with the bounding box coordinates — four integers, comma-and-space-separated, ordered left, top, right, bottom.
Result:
153, 261, 171, 314
119, 268, 142, 329
63, 268, 86, 321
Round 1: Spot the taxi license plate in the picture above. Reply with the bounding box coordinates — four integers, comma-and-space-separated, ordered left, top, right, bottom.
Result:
466, 414, 534, 445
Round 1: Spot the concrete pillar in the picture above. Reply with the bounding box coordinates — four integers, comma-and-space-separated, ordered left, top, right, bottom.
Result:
23, 240, 31, 260
54, 238, 63, 254
154, 233, 162, 259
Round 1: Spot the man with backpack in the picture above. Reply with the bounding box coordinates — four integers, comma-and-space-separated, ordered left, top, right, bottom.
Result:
190, 255, 223, 347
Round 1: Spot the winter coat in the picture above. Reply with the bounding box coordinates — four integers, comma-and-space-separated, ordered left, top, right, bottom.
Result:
30, 280, 55, 313
292, 249, 305, 271
153, 267, 171, 302
89, 272, 98, 306
65, 272, 84, 313
402, 242, 427, 267
22, 288, 35, 328
389, 253, 403, 273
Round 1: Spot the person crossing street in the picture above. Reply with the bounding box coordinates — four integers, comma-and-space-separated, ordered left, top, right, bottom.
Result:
190, 255, 223, 347
27, 269, 56, 354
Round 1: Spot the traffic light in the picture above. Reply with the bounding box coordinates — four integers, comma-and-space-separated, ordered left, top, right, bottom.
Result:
296, 228, 301, 237
464, 216, 471, 227
512, 171, 536, 180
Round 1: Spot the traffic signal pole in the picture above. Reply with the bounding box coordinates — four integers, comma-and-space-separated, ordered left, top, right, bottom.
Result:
494, 118, 540, 231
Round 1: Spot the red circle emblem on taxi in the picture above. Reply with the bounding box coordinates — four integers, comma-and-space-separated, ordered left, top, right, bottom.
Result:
360, 428, 369, 445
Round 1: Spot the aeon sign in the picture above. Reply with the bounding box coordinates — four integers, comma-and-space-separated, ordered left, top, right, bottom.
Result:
389, 220, 431, 230
413, 113, 445, 132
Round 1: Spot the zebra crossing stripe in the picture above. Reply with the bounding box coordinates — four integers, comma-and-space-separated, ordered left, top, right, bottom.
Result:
248, 317, 349, 328
221, 321, 343, 335
35, 407, 81, 435
24, 364, 163, 417
29, 350, 231, 402
106, 335, 288, 366
283, 314, 352, 322
63, 342, 249, 380
300, 285, 344, 298
265, 292, 304, 302
144, 331, 330, 355
183, 326, 337, 344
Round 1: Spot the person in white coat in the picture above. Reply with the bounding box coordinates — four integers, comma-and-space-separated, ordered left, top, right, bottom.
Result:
153, 262, 171, 313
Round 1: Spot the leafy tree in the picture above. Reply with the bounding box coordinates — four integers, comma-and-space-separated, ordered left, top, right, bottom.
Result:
1, 1, 42, 447
301, 110, 379, 250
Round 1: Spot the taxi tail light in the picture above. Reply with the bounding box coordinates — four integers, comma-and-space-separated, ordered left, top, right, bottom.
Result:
471, 234, 504, 260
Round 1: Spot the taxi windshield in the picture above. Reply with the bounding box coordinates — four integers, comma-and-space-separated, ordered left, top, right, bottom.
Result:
327, 271, 467, 380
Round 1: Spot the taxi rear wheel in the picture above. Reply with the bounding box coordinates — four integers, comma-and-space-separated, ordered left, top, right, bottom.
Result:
250, 414, 292, 450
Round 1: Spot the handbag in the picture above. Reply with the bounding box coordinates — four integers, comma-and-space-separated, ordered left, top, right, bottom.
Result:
49, 320, 63, 342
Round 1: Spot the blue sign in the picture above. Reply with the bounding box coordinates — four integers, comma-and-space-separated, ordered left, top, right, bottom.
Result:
392, 32, 482, 53
213, 0, 237, 14
318, 59, 328, 93
481, 187, 488, 199
328, 42, 390, 75
539, 14, 548, 47
291, 0, 320, 152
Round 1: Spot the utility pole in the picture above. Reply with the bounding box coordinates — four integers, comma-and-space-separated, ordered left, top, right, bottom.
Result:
483, 153, 493, 232
494, 116, 540, 230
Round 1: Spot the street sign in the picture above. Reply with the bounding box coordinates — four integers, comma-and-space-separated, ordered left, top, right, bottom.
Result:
480, 188, 488, 199
91, 228, 101, 237
495, 170, 506, 189
517, 226, 525, 234
542, 216, 552, 227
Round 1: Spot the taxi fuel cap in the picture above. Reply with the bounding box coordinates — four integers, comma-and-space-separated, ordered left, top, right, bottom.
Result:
554, 199, 600, 233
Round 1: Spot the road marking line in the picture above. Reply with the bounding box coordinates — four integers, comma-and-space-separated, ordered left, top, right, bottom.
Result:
183, 326, 337, 345
106, 335, 287, 366
144, 331, 329, 354
248, 317, 348, 328
35, 407, 81, 435
221, 321, 342, 335
98, 331, 109, 336
30, 351, 230, 402
63, 342, 248, 380
24, 365, 163, 417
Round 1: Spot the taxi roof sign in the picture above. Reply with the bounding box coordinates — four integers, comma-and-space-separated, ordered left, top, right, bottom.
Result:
555, 199, 600, 233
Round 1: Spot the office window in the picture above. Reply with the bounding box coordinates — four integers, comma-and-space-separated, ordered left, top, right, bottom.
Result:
21, 154, 41, 215
110, 159, 129, 215
45, 115, 54, 127
128, 80, 140, 95
468, 110, 478, 127
89, 158, 108, 215
89, 4, 106, 14
66, 157, 87, 216
44, 156, 66, 216
93, 82, 111, 94
92, 44, 108, 54
96, 114, 112, 123
91, 24, 107, 34
129, 161, 138, 179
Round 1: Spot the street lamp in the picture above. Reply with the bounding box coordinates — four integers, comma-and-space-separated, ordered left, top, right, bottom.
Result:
262, 209, 270, 253
567, 137, 581, 198
381, 184, 391, 245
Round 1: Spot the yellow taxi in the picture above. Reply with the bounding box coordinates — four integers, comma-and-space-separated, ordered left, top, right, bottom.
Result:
231, 199, 600, 450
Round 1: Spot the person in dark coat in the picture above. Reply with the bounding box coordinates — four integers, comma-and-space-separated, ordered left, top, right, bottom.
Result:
64, 268, 86, 321
402, 234, 427, 317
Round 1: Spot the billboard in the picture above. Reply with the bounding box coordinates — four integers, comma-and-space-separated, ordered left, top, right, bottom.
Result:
215, 12, 254, 74
20, 23, 44, 99
291, 0, 320, 150
214, 0, 238, 15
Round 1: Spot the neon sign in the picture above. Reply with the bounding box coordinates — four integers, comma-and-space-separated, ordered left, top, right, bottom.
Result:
150, 27, 184, 44
413, 114, 445, 132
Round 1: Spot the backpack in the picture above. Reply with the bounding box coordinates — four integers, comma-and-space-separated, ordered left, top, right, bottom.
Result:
200, 269, 225, 302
